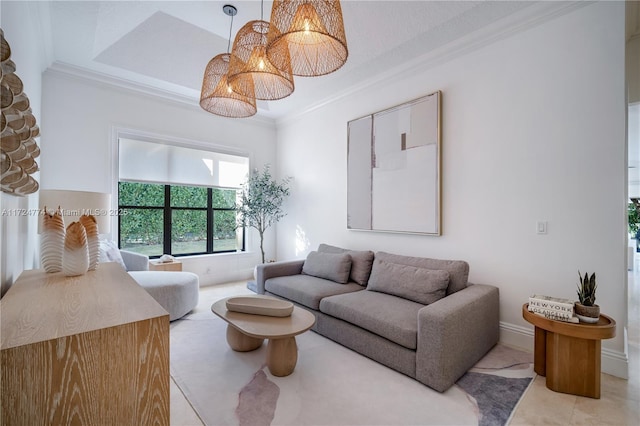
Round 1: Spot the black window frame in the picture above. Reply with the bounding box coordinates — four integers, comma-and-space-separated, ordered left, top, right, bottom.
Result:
118, 182, 244, 258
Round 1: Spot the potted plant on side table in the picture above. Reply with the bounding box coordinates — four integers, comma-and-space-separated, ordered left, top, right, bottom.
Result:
575, 271, 600, 323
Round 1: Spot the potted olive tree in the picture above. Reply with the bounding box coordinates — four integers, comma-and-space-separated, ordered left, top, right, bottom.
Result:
236, 164, 291, 264
575, 271, 600, 323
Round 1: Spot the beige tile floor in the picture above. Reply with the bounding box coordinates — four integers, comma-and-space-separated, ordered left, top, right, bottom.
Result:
170, 276, 640, 426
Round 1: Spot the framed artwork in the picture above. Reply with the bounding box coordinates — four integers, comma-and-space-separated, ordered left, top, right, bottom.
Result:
347, 91, 441, 235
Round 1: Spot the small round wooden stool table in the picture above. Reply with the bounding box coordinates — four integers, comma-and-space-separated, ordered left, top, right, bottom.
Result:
522, 303, 616, 398
212, 297, 316, 377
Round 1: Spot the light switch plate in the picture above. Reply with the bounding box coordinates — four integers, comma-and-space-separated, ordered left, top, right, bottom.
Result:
536, 221, 547, 234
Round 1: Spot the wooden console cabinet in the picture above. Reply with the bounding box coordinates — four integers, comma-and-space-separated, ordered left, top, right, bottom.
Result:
1, 263, 170, 425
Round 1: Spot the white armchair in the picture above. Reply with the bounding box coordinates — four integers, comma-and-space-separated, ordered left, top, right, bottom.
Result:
120, 250, 149, 272
99, 241, 198, 321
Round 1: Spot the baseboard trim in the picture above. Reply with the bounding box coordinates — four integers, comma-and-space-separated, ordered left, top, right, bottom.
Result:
499, 321, 629, 379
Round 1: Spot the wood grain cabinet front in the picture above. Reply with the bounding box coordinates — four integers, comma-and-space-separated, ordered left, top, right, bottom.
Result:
0, 263, 170, 425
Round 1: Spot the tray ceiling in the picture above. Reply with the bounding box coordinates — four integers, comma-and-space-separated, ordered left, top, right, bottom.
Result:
41, 1, 582, 120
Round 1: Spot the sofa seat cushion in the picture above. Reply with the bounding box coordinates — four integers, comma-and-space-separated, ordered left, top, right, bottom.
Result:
319, 291, 423, 350
265, 275, 363, 310
375, 252, 470, 295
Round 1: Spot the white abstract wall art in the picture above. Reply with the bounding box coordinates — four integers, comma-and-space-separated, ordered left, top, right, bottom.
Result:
347, 91, 441, 235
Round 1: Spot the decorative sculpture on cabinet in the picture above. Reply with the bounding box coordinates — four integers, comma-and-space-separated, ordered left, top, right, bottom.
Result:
1, 29, 40, 196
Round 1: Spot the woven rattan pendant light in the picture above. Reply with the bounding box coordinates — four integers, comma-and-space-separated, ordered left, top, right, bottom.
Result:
200, 5, 257, 118
227, 1, 294, 101
267, 0, 348, 77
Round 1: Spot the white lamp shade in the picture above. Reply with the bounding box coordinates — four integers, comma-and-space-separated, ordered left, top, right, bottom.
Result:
39, 190, 112, 234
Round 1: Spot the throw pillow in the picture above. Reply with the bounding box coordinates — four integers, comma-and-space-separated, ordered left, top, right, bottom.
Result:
367, 258, 450, 305
318, 243, 374, 286
302, 251, 352, 284
375, 252, 469, 295
98, 240, 127, 271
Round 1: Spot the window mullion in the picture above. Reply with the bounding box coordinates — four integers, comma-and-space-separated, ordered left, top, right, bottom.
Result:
207, 188, 213, 254
164, 185, 172, 255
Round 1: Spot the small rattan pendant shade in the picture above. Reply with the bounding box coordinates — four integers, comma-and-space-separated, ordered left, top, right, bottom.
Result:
267, 0, 348, 77
228, 20, 294, 101
200, 53, 257, 118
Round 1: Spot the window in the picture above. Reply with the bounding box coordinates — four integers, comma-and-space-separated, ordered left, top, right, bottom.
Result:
118, 182, 242, 257
117, 136, 249, 258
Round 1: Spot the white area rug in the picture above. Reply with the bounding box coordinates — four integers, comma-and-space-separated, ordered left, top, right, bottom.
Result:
170, 286, 534, 426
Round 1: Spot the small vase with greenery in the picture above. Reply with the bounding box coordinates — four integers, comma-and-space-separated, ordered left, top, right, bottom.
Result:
236, 164, 291, 264
575, 271, 600, 323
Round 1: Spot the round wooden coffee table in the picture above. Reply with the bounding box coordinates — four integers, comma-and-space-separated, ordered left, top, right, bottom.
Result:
211, 296, 316, 377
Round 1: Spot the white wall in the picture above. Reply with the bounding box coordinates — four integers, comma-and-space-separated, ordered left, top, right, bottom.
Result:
628, 36, 640, 104
1, 2, 47, 296
41, 71, 278, 285
630, 103, 640, 198
276, 2, 628, 376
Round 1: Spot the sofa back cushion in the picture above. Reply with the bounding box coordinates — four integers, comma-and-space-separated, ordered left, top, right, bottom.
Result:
318, 243, 374, 286
302, 251, 352, 284
366, 259, 450, 305
375, 252, 469, 295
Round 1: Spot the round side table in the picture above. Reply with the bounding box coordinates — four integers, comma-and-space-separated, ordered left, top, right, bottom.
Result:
522, 303, 616, 399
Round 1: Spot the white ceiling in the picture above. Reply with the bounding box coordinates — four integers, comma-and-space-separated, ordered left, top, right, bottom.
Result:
39, 1, 582, 121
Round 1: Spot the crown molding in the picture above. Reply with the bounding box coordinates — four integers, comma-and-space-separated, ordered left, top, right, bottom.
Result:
277, 1, 590, 126
44, 61, 276, 128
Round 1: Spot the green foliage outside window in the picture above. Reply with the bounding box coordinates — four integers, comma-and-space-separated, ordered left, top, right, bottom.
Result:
119, 182, 241, 257
119, 182, 164, 247
171, 185, 207, 207
170, 186, 207, 252
119, 182, 165, 206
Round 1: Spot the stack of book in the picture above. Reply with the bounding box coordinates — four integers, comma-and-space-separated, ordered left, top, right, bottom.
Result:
528, 294, 578, 323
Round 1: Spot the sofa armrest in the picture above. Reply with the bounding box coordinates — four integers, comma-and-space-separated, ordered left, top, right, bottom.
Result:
120, 250, 149, 271
416, 283, 499, 392
255, 260, 305, 294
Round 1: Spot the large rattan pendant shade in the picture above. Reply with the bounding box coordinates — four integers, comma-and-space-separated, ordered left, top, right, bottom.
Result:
200, 53, 257, 118
228, 20, 294, 101
267, 0, 348, 77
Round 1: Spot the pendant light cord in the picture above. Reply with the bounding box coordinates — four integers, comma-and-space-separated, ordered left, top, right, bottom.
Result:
226, 12, 234, 54
260, 0, 264, 21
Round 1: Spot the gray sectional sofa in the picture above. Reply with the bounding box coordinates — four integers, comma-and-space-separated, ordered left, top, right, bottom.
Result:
255, 244, 499, 392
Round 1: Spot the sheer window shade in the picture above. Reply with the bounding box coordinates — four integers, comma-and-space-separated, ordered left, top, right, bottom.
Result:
119, 138, 249, 188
